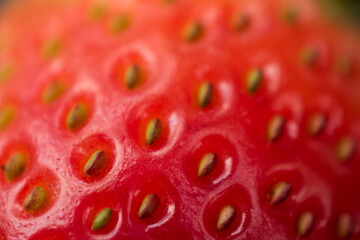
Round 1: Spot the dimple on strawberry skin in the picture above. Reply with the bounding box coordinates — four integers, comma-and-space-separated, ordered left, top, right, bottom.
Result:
0, 0, 360, 239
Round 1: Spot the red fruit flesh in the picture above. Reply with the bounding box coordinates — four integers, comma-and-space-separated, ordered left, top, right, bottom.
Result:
0, 0, 360, 239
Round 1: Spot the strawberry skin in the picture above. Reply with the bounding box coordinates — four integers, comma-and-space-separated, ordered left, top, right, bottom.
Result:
0, 0, 360, 239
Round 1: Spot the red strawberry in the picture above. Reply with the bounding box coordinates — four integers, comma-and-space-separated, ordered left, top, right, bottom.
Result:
0, 0, 360, 239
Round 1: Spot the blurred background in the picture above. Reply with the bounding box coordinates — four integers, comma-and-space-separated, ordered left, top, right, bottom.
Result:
0, 0, 360, 27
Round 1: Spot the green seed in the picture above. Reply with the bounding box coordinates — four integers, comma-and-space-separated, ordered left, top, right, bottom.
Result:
145, 119, 162, 145
296, 212, 315, 237
0, 106, 14, 130
162, 0, 176, 3
335, 56, 352, 76
216, 205, 236, 231
335, 136, 356, 163
84, 150, 107, 177
336, 214, 353, 239
42, 81, 65, 104
198, 81, 214, 108
307, 113, 327, 136
109, 15, 130, 33
66, 103, 89, 131
182, 22, 203, 43
124, 64, 141, 89
267, 115, 285, 142
198, 153, 217, 178
233, 14, 250, 32
24, 186, 47, 212
89, 4, 106, 21
3, 152, 27, 182
269, 181, 292, 205
300, 46, 317, 67
246, 69, 263, 94
0, 63, 13, 84
92, 208, 112, 231
42, 39, 62, 59
137, 193, 160, 219
283, 6, 298, 23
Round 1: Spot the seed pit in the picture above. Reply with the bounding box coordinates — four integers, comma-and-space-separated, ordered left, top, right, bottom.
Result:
15, 168, 60, 218
184, 135, 237, 188
203, 185, 250, 237
110, 51, 150, 91
130, 174, 177, 226
70, 134, 115, 183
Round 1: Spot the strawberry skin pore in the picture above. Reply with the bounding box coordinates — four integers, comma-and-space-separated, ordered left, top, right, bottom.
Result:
0, 0, 360, 239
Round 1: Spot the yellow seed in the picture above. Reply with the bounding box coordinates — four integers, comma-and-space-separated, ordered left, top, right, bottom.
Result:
42, 39, 62, 59
337, 214, 353, 239
138, 193, 160, 219
182, 22, 203, 43
269, 181, 291, 205
335, 136, 356, 163
246, 69, 263, 94
198, 153, 217, 178
42, 81, 65, 104
89, 4, 106, 21
109, 15, 130, 33
0, 63, 13, 84
24, 186, 47, 212
198, 82, 214, 108
216, 205, 236, 231
307, 113, 327, 136
0, 106, 14, 130
267, 115, 285, 142
3, 152, 27, 182
145, 119, 162, 145
66, 103, 89, 131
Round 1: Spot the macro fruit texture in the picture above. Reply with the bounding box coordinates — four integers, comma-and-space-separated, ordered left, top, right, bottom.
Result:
0, 0, 360, 239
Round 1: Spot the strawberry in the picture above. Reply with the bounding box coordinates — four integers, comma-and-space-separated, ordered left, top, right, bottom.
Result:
0, 0, 359, 239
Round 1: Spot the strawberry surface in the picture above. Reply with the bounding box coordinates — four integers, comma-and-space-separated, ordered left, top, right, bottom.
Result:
0, 0, 360, 239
